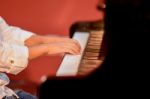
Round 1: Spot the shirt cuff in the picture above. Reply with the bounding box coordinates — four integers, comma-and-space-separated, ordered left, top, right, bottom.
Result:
0, 16, 35, 46
0, 16, 9, 33
9, 26, 36, 45
1, 43, 29, 75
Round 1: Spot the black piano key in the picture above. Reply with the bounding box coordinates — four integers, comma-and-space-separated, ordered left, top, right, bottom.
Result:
90, 35, 104, 38
85, 49, 100, 53
78, 64, 100, 75
84, 52, 99, 57
86, 46, 101, 50
77, 29, 105, 76
90, 34, 103, 37
89, 39, 103, 41
81, 60, 102, 65
88, 38, 103, 41
87, 42, 102, 46
87, 44, 101, 46
91, 31, 103, 33
83, 56, 99, 60
88, 40, 102, 44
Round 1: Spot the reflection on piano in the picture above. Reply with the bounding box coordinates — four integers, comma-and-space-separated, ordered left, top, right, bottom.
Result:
56, 20, 107, 77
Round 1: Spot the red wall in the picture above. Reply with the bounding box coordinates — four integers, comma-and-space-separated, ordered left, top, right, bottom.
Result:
0, 0, 104, 84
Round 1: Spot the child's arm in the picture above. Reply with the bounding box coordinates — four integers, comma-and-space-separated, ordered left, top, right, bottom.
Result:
25, 35, 80, 48
25, 35, 81, 59
0, 40, 80, 74
28, 40, 81, 60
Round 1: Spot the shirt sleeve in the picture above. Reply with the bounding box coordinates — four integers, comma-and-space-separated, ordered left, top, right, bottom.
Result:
7, 26, 35, 45
0, 16, 35, 45
0, 42, 29, 75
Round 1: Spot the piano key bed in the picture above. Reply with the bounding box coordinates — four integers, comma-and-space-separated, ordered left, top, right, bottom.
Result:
56, 30, 105, 77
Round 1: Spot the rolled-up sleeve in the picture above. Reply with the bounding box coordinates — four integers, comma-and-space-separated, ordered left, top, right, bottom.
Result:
0, 16, 35, 45
2, 26, 35, 45
0, 42, 29, 75
9, 26, 35, 45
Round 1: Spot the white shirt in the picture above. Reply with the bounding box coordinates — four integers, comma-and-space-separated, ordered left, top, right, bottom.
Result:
0, 16, 35, 98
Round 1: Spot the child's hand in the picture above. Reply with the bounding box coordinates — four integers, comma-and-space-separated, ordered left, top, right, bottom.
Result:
25, 35, 80, 47
27, 37, 81, 59
47, 39, 81, 55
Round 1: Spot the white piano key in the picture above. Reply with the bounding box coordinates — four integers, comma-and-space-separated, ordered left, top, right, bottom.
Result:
56, 32, 90, 76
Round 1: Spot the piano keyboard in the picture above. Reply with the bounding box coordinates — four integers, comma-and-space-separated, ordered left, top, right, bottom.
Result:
56, 30, 104, 76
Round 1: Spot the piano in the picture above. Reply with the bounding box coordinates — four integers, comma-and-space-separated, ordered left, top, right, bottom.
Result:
39, 0, 149, 97
56, 20, 108, 77
39, 1, 113, 98
56, 2, 106, 77
38, 20, 110, 98
38, 20, 108, 98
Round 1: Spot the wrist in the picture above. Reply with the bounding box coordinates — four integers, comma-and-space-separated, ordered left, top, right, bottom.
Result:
42, 43, 50, 54
28, 43, 50, 59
